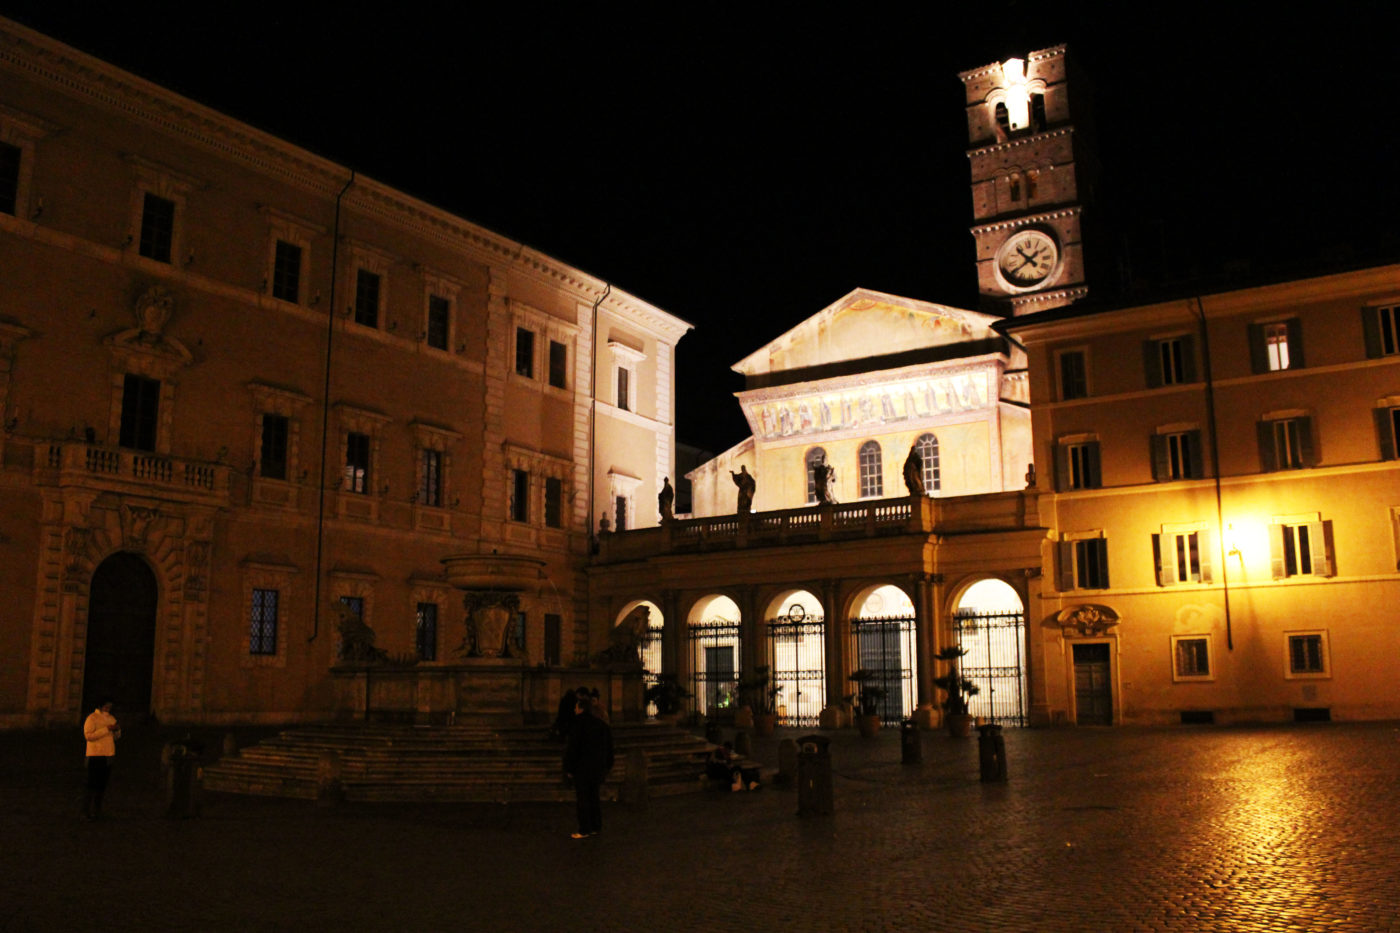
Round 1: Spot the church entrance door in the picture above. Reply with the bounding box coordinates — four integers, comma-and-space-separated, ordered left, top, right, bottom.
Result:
82, 552, 158, 717
1072, 643, 1113, 725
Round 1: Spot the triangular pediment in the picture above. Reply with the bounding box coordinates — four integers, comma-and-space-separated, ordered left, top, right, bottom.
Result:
732, 288, 1002, 377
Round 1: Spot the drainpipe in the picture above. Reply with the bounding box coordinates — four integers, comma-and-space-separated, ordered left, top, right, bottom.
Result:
1194, 296, 1233, 651
587, 282, 611, 546
309, 171, 356, 643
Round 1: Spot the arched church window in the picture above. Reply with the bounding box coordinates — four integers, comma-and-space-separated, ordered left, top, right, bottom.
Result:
1025, 169, 1038, 201
1030, 93, 1047, 131
994, 102, 1011, 140
1008, 173, 1022, 203
916, 433, 941, 493
858, 441, 883, 498
805, 447, 827, 503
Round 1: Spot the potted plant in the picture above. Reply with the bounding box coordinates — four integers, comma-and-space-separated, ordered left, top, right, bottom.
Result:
740, 664, 783, 736
644, 674, 691, 724
848, 669, 887, 737
932, 646, 980, 737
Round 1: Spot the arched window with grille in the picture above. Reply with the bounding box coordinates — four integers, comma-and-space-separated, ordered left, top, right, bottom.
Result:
858, 441, 883, 498
916, 433, 941, 494
805, 447, 827, 503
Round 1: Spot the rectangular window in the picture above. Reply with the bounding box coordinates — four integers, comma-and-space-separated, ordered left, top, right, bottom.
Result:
1378, 407, 1400, 461
1059, 350, 1087, 400
1154, 529, 1212, 585
858, 442, 884, 498
271, 240, 302, 303
415, 602, 438, 662
617, 367, 630, 411
1060, 441, 1101, 490
353, 269, 380, 328
548, 340, 568, 389
259, 414, 289, 480
544, 476, 562, 528
1073, 538, 1110, 590
0, 141, 20, 216
544, 613, 562, 666
1250, 319, 1303, 373
250, 588, 279, 656
511, 469, 529, 522
1153, 430, 1202, 481
339, 595, 364, 622
138, 192, 175, 262
418, 449, 442, 507
345, 432, 371, 494
1287, 633, 1327, 676
1363, 305, 1399, 358
426, 295, 450, 350
515, 328, 535, 378
1148, 336, 1195, 387
1172, 636, 1211, 680
1257, 417, 1314, 472
615, 495, 628, 531
1274, 420, 1301, 469
1270, 520, 1334, 578
118, 374, 160, 451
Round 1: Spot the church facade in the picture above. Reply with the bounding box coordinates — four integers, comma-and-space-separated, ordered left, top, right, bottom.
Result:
0, 18, 688, 727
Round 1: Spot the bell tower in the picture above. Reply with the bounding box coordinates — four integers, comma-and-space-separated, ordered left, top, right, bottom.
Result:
961, 45, 1090, 315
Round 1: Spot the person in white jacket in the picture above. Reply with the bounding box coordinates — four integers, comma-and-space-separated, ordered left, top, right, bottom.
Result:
82, 699, 120, 820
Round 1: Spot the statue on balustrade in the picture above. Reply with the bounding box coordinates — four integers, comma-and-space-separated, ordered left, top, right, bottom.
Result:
730, 465, 756, 514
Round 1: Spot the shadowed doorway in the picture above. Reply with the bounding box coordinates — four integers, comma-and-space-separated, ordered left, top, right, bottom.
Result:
82, 552, 158, 717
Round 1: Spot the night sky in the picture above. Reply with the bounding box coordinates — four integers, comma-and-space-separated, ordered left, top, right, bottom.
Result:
3, 3, 1396, 452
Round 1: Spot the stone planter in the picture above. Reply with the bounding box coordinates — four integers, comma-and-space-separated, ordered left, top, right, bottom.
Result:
946, 712, 974, 738
857, 713, 881, 738
754, 712, 777, 736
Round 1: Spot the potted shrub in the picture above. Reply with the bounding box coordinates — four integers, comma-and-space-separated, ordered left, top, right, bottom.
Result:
644, 674, 691, 724
848, 669, 887, 738
740, 664, 783, 736
932, 646, 980, 737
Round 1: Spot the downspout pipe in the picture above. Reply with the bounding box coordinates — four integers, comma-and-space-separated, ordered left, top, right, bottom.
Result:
1194, 296, 1233, 650
587, 282, 611, 547
309, 171, 356, 643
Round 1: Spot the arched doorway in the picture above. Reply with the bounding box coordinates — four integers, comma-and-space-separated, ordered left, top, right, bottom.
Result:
82, 552, 158, 717
952, 578, 1027, 726
687, 595, 740, 716
612, 601, 664, 715
763, 590, 825, 727
850, 584, 917, 721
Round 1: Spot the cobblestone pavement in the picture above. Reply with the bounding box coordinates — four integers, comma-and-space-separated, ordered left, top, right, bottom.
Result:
3, 721, 1399, 932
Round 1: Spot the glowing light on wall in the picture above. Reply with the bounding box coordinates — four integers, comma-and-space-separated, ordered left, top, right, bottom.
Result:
1000, 58, 1032, 131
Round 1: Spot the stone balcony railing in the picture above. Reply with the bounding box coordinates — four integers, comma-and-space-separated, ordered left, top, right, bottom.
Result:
35, 440, 232, 505
594, 489, 1040, 562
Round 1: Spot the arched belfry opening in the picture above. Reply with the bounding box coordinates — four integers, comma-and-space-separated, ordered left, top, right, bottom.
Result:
951, 578, 1027, 726
82, 552, 159, 717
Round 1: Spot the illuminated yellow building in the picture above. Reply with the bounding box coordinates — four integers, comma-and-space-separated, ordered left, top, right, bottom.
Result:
0, 18, 687, 727
1002, 264, 1400, 724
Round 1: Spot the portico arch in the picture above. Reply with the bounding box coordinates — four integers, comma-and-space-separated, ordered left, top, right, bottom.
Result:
760, 588, 825, 726
687, 594, 741, 716
950, 576, 1028, 726
82, 552, 158, 717
847, 582, 918, 720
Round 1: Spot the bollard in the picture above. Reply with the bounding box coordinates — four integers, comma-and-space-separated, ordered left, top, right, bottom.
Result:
316, 750, 345, 806
900, 718, 922, 764
221, 732, 239, 759
978, 723, 1007, 782
163, 736, 203, 818
733, 729, 751, 757
775, 738, 798, 787
796, 734, 833, 816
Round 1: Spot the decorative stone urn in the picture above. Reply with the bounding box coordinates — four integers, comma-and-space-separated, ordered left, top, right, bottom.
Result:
441, 553, 546, 659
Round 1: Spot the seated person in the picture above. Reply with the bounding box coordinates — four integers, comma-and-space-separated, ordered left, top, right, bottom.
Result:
705, 741, 761, 791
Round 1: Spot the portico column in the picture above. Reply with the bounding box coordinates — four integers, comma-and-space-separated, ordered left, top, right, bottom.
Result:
819, 577, 846, 729
912, 572, 939, 729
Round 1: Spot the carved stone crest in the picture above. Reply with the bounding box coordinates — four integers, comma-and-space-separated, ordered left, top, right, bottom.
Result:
1055, 603, 1120, 637
120, 504, 161, 550
134, 285, 174, 339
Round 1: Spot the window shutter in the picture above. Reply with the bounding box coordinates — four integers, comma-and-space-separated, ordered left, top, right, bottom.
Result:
1152, 534, 1168, 586
1188, 430, 1205, 478
1376, 408, 1397, 461
1150, 434, 1168, 481
1268, 523, 1286, 579
1087, 442, 1102, 488
1297, 417, 1317, 467
1143, 340, 1162, 388
1055, 443, 1070, 492
1095, 539, 1111, 589
1248, 323, 1269, 374
1313, 520, 1335, 577
1286, 318, 1304, 368
1057, 541, 1076, 592
1179, 335, 1198, 383
1362, 306, 1384, 359
1197, 529, 1214, 583
1257, 421, 1277, 472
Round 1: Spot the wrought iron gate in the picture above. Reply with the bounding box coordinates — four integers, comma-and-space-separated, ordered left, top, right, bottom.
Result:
687, 619, 741, 716
953, 609, 1027, 727
765, 610, 825, 727
640, 623, 663, 717
848, 615, 916, 721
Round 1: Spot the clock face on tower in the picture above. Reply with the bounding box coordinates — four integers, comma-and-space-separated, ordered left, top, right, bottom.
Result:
995, 229, 1059, 291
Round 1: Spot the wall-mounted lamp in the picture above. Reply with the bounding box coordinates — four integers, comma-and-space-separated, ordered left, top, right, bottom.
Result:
31, 197, 43, 220
1226, 523, 1243, 560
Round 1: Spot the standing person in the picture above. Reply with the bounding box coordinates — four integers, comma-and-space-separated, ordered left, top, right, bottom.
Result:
82, 698, 120, 820
562, 692, 614, 839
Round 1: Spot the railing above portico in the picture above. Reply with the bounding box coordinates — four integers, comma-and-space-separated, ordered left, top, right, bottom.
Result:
594, 489, 1039, 563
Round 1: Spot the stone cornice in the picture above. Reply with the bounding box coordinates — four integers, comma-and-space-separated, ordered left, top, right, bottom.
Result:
0, 17, 692, 341
966, 126, 1073, 159
958, 44, 1067, 82
970, 206, 1082, 237
737, 353, 1004, 406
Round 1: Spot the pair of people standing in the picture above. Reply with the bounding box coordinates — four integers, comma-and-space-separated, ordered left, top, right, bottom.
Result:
562, 691, 613, 839
82, 698, 120, 820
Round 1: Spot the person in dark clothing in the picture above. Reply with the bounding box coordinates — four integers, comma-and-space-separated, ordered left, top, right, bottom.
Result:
550, 686, 589, 741
562, 693, 614, 838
